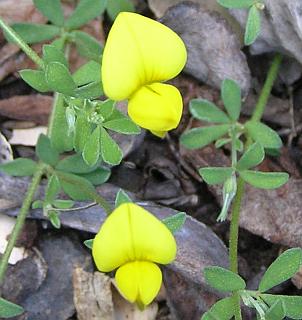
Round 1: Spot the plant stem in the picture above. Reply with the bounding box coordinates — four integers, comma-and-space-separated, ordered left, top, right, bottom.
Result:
0, 163, 45, 283
229, 177, 245, 274
0, 17, 44, 69
251, 53, 283, 122
228, 53, 283, 320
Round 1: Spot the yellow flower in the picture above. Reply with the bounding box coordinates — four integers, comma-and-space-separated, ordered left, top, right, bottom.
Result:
92, 203, 177, 307
101, 12, 187, 137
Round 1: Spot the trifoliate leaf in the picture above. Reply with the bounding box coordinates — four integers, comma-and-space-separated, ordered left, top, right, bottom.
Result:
115, 189, 132, 207
36, 134, 59, 166
162, 212, 186, 234
43, 44, 68, 67
221, 79, 242, 121
45, 62, 77, 96
19, 69, 49, 93
236, 142, 264, 171
33, 0, 64, 26
0, 158, 37, 176
204, 266, 246, 292
239, 170, 289, 189
10, 23, 60, 44
245, 121, 282, 149
201, 297, 235, 320
199, 167, 233, 185
217, 0, 254, 8
180, 125, 230, 149
245, 5, 261, 45
65, 0, 107, 30
0, 298, 24, 318
100, 127, 123, 165
189, 99, 230, 124
259, 248, 302, 292
83, 126, 101, 166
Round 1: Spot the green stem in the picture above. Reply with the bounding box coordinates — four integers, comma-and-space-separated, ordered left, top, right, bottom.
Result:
229, 177, 245, 274
0, 17, 44, 69
228, 53, 283, 320
0, 163, 45, 283
251, 53, 283, 122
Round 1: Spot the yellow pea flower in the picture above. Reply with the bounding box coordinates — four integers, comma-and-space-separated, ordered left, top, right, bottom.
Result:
92, 203, 177, 307
101, 12, 187, 137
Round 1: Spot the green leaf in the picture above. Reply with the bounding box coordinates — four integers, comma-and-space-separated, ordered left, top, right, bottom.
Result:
204, 266, 246, 292
74, 114, 91, 152
56, 154, 97, 174
65, 0, 107, 30
106, 0, 135, 20
83, 126, 101, 166
33, 0, 64, 26
236, 142, 264, 171
162, 212, 186, 234
74, 81, 103, 99
43, 44, 68, 67
235, 138, 243, 152
261, 294, 302, 319
265, 300, 286, 320
51, 37, 66, 50
58, 171, 98, 201
0, 158, 37, 176
239, 170, 289, 189
0, 298, 24, 318
50, 94, 74, 153
221, 79, 241, 121
10, 23, 60, 44
84, 239, 94, 249
45, 174, 60, 203
45, 62, 77, 96
36, 134, 59, 166
32, 200, 44, 209
72, 31, 103, 61
48, 210, 61, 229
189, 99, 230, 124
244, 5, 261, 45
103, 118, 141, 134
80, 167, 111, 185
199, 167, 233, 185
180, 125, 230, 149
19, 69, 49, 92
245, 121, 282, 149
215, 138, 231, 149
259, 248, 302, 292
115, 189, 132, 207
201, 297, 235, 320
72, 61, 101, 86
100, 127, 123, 165
216, 0, 254, 8
53, 199, 75, 209
96, 100, 115, 119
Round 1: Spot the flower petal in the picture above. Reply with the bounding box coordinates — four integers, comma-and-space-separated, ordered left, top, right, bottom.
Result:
102, 12, 187, 100
92, 203, 177, 272
115, 261, 162, 307
128, 83, 183, 133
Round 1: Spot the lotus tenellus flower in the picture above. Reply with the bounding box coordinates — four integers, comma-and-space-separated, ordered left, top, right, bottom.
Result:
101, 12, 187, 137
92, 203, 177, 307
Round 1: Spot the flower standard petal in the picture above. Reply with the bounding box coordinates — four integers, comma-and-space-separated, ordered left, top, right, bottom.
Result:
92, 203, 177, 272
115, 261, 162, 307
102, 12, 187, 101
128, 83, 183, 133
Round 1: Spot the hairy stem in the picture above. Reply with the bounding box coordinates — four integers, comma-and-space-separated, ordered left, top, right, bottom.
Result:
251, 53, 283, 122
0, 163, 45, 283
228, 53, 283, 320
0, 17, 44, 69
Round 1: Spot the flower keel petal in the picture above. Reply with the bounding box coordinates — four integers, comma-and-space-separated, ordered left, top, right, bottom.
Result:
115, 261, 162, 306
128, 83, 183, 133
